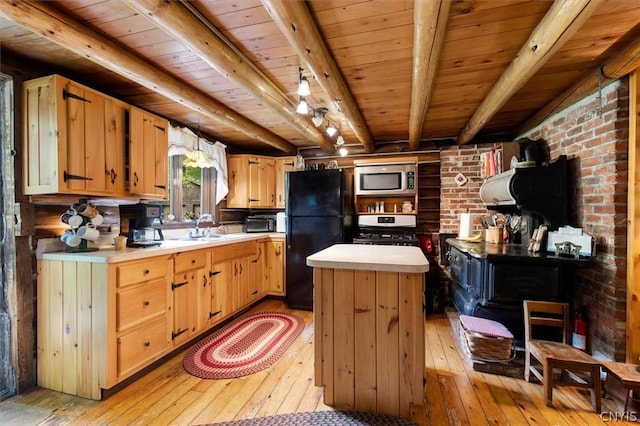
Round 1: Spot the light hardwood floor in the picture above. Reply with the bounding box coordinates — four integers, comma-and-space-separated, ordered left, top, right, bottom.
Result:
5, 299, 635, 425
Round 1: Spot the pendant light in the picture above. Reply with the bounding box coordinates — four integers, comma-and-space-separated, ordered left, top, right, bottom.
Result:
312, 107, 326, 127
296, 96, 309, 115
297, 67, 311, 96
326, 122, 337, 137
184, 126, 213, 168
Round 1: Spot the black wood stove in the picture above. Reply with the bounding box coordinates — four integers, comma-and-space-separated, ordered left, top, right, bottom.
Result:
445, 156, 588, 345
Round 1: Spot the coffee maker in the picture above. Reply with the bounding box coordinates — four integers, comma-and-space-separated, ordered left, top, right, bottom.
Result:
119, 203, 164, 248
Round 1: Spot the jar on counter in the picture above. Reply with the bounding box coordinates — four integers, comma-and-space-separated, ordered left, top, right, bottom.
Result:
402, 201, 413, 213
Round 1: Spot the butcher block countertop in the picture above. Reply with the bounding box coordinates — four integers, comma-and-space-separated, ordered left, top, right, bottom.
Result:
306, 244, 429, 273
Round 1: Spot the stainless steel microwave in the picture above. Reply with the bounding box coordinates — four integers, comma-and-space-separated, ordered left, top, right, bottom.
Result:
355, 162, 417, 196
245, 215, 275, 233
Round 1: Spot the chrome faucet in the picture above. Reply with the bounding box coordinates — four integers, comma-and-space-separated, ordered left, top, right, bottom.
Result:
190, 213, 213, 238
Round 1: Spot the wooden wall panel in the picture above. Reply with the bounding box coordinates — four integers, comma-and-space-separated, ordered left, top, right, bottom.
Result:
628, 71, 640, 363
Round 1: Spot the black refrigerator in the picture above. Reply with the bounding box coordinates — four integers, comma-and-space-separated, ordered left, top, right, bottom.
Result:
285, 169, 353, 310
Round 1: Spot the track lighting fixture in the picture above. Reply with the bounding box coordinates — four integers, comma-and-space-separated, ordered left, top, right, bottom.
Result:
326, 122, 337, 137
297, 67, 311, 96
339, 147, 348, 157
336, 135, 345, 146
296, 97, 309, 114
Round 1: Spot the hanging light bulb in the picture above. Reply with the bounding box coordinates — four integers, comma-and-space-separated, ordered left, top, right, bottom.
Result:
336, 135, 345, 145
326, 122, 337, 137
297, 68, 311, 96
339, 147, 348, 157
296, 97, 309, 114
311, 108, 324, 127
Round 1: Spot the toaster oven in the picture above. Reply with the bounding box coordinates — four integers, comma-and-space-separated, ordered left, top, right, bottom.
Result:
245, 216, 275, 233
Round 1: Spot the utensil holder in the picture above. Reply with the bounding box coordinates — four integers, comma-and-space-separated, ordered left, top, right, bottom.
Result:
485, 226, 504, 244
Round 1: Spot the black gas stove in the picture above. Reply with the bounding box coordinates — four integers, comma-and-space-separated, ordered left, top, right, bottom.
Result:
353, 215, 418, 246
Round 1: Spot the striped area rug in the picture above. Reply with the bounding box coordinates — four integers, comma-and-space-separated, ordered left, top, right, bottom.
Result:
183, 312, 304, 379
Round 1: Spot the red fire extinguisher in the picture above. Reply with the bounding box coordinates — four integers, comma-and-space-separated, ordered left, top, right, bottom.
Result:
572, 307, 588, 352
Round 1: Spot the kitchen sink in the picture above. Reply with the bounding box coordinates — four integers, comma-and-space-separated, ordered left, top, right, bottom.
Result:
175, 234, 225, 241
171, 233, 249, 242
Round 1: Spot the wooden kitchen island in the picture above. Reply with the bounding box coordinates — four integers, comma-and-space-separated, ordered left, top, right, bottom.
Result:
307, 244, 428, 421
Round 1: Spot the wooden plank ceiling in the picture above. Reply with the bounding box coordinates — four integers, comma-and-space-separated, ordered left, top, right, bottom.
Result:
1, 0, 640, 156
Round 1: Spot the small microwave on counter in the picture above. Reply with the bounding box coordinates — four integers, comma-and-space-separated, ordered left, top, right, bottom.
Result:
355, 162, 417, 196
245, 215, 275, 233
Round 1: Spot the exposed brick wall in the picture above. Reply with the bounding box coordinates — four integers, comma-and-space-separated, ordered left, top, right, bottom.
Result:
521, 80, 628, 361
440, 80, 628, 361
440, 143, 508, 234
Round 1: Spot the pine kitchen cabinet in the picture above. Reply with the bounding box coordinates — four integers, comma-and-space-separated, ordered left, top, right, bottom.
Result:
275, 156, 296, 208
264, 237, 286, 296
37, 254, 173, 400
23, 74, 128, 196
207, 247, 235, 327
128, 106, 169, 200
226, 154, 276, 208
171, 250, 208, 347
36, 235, 284, 400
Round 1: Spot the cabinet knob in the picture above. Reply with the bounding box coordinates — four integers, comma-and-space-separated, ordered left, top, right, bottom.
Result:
143, 300, 150, 306
144, 342, 150, 347
144, 269, 150, 275
191, 259, 196, 264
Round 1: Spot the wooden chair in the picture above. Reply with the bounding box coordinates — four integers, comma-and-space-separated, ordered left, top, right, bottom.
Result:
523, 300, 602, 413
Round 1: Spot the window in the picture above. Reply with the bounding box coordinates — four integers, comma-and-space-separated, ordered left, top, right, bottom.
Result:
166, 155, 217, 223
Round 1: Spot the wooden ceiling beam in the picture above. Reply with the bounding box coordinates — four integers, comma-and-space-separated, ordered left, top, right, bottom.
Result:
456, 0, 603, 145
261, 0, 375, 153
124, 0, 335, 153
518, 36, 640, 133
408, 0, 451, 150
0, 0, 298, 154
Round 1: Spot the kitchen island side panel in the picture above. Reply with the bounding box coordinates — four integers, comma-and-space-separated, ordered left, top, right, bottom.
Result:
313, 266, 425, 420
354, 270, 377, 412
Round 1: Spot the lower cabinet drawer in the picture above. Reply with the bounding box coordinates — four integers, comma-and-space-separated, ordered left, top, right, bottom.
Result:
117, 319, 169, 379
116, 278, 168, 333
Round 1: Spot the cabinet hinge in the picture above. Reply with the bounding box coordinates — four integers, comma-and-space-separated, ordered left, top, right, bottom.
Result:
248, 160, 259, 165
171, 280, 189, 290
62, 89, 92, 103
248, 198, 259, 202
153, 125, 166, 132
209, 310, 221, 319
171, 328, 188, 340
64, 171, 93, 182
154, 184, 166, 190
209, 270, 222, 277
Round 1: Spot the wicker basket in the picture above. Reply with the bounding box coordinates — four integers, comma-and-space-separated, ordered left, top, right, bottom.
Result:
459, 315, 515, 363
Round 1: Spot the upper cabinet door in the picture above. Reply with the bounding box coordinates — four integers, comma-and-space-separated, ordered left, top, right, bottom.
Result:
276, 156, 296, 208
128, 106, 168, 200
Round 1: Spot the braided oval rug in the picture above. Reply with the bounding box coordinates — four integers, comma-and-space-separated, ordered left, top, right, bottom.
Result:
183, 312, 304, 379
207, 411, 419, 425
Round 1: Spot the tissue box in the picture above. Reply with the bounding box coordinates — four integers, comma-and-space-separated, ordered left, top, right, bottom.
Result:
546, 230, 594, 257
